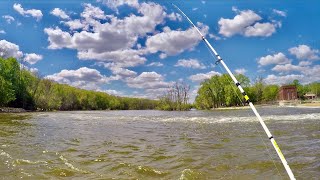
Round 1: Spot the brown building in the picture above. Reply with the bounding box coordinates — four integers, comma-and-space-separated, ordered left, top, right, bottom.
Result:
278, 85, 298, 100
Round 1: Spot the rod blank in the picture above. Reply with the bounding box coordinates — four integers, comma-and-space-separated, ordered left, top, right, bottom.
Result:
173, 4, 296, 180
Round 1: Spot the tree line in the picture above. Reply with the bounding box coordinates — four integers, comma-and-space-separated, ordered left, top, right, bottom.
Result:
158, 81, 191, 111
194, 74, 320, 110
0, 57, 158, 111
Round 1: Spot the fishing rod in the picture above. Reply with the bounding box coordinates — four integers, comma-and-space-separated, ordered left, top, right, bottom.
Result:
172, 4, 296, 180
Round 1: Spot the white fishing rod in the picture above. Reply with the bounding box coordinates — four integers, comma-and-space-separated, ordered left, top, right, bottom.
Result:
172, 4, 296, 180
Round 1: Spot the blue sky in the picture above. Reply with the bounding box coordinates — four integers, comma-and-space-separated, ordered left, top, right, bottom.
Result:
0, 0, 319, 101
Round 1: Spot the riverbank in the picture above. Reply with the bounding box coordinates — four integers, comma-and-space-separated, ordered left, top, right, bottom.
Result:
213, 103, 320, 110
0, 107, 27, 113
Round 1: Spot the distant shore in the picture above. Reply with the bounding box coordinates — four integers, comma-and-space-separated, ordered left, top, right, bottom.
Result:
0, 107, 27, 113
213, 102, 320, 110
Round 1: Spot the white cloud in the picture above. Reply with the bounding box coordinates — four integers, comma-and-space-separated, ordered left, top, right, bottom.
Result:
147, 62, 163, 67
298, 61, 312, 66
100, 89, 124, 96
192, 8, 198, 11
0, 30, 5, 34
258, 52, 291, 66
145, 24, 208, 57
244, 22, 276, 37
0, 40, 23, 59
159, 53, 167, 59
235, 68, 247, 74
218, 10, 261, 37
189, 71, 221, 82
218, 9, 278, 37
13, 3, 43, 21
126, 71, 172, 89
289, 45, 320, 60
99, 0, 139, 12
271, 63, 306, 73
44, 27, 73, 49
273, 9, 286, 17
63, 19, 85, 30
81, 3, 106, 26
50, 8, 70, 19
167, 12, 182, 21
209, 33, 221, 40
264, 74, 304, 85
201, 1, 206, 4
46, 67, 119, 90
24, 53, 43, 64
109, 66, 137, 78
78, 49, 146, 68
45, 2, 169, 68
175, 58, 206, 69
2, 15, 15, 24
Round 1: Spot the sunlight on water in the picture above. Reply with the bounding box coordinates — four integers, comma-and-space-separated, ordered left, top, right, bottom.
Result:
0, 107, 319, 179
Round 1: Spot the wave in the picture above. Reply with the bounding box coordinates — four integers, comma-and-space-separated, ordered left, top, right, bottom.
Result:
137, 113, 320, 124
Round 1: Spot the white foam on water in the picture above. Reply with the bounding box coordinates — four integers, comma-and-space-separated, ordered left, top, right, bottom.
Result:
138, 113, 320, 124
15, 159, 48, 165
59, 154, 89, 174
0, 149, 12, 159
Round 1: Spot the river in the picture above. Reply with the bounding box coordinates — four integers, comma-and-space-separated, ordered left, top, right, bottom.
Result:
0, 107, 319, 179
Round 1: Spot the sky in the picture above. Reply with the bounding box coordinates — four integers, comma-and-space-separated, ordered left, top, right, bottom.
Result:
0, 0, 319, 101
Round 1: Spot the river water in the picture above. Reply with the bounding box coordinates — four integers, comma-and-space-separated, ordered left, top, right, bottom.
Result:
0, 107, 319, 179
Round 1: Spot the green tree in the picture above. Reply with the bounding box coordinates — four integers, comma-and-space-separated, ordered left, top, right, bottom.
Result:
262, 85, 279, 102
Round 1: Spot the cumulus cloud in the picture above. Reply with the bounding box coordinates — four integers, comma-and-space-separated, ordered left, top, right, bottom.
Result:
289, 45, 320, 60
218, 9, 278, 37
167, 12, 182, 21
44, 2, 209, 69
46, 67, 119, 90
126, 71, 172, 89
24, 53, 43, 64
189, 71, 221, 82
63, 19, 85, 30
175, 58, 206, 69
266, 63, 320, 84
258, 52, 291, 66
235, 68, 247, 74
264, 74, 304, 85
100, 89, 124, 96
298, 61, 312, 66
109, 66, 137, 78
13, 3, 43, 21
145, 24, 208, 57
78, 49, 146, 67
45, 3, 171, 68
50, 8, 70, 19
99, 0, 139, 12
2, 15, 15, 24
271, 63, 306, 73
0, 30, 5, 34
0, 40, 23, 59
244, 22, 276, 37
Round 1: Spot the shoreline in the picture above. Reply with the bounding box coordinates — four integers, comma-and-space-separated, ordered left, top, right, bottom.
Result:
1, 103, 320, 113
212, 102, 320, 110
0, 107, 27, 113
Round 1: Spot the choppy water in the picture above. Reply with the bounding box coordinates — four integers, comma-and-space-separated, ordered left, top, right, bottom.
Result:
0, 107, 319, 179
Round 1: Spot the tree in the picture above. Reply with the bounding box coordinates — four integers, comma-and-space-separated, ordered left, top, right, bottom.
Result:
0, 75, 15, 106
262, 85, 279, 103
291, 79, 309, 99
158, 81, 191, 111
